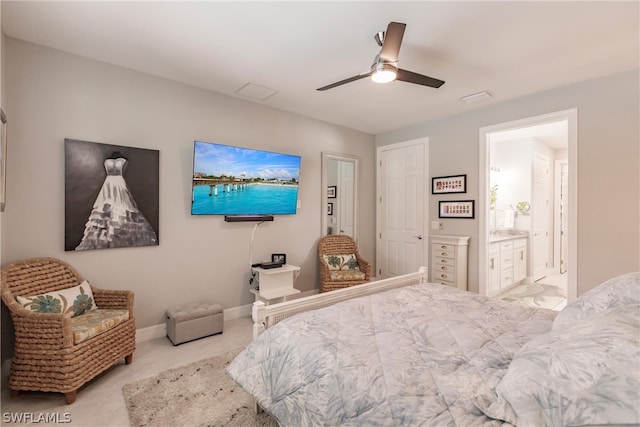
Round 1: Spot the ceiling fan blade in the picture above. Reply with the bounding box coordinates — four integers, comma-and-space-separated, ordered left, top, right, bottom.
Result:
379, 22, 406, 63
396, 68, 445, 88
316, 72, 372, 91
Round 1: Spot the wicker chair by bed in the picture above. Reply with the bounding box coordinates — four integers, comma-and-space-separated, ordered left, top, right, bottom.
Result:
318, 235, 371, 292
0, 257, 135, 404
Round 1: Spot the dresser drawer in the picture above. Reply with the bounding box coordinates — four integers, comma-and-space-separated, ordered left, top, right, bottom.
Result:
433, 262, 454, 274
501, 268, 514, 288
500, 241, 513, 252
501, 252, 514, 269
432, 256, 454, 267
500, 241, 514, 269
432, 244, 455, 258
434, 270, 456, 282
434, 279, 456, 288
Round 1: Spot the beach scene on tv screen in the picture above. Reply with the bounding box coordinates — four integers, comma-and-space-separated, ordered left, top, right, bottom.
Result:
191, 141, 301, 215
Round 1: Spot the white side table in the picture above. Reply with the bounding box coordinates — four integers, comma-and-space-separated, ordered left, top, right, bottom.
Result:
250, 264, 301, 305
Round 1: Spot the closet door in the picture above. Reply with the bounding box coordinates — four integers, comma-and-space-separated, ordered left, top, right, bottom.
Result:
377, 139, 426, 278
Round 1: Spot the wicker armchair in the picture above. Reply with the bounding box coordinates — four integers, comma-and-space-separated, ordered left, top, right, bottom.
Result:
318, 235, 371, 292
0, 257, 135, 404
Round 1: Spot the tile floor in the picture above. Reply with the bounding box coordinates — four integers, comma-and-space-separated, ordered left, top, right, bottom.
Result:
1, 317, 254, 427
498, 272, 568, 310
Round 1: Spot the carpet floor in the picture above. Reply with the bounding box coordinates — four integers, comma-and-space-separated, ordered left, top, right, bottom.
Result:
122, 347, 277, 427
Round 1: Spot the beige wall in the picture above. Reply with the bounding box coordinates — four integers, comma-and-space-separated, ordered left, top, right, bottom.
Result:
2, 35, 639, 362
2, 38, 375, 341
377, 69, 640, 296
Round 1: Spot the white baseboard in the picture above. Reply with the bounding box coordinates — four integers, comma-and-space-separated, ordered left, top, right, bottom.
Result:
135, 323, 167, 343
135, 303, 258, 343
135, 292, 319, 343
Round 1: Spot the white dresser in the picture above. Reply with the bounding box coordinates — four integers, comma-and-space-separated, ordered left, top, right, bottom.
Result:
430, 235, 470, 291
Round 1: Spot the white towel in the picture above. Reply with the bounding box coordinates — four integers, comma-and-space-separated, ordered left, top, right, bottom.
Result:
504, 207, 515, 228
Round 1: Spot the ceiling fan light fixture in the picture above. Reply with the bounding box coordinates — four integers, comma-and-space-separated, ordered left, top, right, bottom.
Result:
371, 63, 397, 84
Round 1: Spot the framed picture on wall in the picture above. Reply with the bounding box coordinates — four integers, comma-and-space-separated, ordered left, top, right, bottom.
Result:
327, 185, 337, 198
327, 202, 333, 216
64, 139, 160, 251
432, 174, 467, 194
439, 200, 475, 219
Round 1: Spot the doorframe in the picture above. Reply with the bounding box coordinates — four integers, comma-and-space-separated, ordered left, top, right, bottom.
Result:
478, 109, 577, 301
554, 158, 569, 275
376, 137, 429, 278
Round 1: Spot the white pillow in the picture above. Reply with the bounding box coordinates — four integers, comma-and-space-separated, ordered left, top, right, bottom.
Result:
480, 304, 640, 427
16, 280, 97, 317
553, 272, 640, 330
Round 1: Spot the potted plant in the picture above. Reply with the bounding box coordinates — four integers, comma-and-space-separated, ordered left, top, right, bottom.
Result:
490, 185, 498, 210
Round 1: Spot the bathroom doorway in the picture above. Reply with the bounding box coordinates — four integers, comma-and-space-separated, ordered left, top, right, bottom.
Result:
478, 109, 577, 305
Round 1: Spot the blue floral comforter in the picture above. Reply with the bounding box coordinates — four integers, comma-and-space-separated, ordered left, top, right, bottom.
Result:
227, 283, 556, 426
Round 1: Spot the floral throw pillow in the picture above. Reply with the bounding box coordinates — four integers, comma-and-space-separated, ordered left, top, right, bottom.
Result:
16, 280, 97, 317
323, 254, 360, 271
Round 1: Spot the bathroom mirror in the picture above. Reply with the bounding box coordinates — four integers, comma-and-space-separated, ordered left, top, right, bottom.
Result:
321, 152, 358, 241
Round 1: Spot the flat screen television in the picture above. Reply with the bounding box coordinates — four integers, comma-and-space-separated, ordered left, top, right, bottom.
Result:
191, 141, 301, 216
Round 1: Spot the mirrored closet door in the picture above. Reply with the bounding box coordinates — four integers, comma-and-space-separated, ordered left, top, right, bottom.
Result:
321, 152, 358, 241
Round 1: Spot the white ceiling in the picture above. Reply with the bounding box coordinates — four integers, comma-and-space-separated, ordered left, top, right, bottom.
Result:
2, 1, 638, 135
491, 120, 568, 149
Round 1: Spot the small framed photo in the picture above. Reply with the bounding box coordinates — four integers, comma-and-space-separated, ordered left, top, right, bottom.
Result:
432, 174, 467, 194
327, 202, 333, 216
271, 253, 286, 264
327, 185, 337, 198
439, 200, 475, 219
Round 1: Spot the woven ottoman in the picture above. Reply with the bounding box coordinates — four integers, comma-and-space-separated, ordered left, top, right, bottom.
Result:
166, 300, 224, 345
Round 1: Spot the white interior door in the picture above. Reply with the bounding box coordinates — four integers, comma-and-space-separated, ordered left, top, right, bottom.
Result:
377, 139, 426, 278
532, 152, 550, 280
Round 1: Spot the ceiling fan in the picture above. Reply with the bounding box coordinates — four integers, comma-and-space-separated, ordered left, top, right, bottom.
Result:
317, 22, 445, 91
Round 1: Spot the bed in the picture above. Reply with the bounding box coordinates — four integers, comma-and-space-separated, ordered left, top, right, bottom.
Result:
227, 268, 640, 427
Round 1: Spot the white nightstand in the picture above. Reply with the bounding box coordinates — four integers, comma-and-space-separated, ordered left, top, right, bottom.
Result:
250, 264, 301, 305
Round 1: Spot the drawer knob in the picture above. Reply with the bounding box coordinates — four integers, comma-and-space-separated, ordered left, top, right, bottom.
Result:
440, 245, 448, 249
440, 274, 448, 279
441, 259, 448, 264
441, 252, 447, 256
441, 266, 447, 270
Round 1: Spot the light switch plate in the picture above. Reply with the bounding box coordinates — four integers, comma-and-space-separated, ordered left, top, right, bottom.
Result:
431, 221, 443, 230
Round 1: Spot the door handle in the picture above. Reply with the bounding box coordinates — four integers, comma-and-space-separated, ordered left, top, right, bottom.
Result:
413, 235, 423, 240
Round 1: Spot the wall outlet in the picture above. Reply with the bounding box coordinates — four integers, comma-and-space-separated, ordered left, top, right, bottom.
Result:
431, 220, 443, 230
